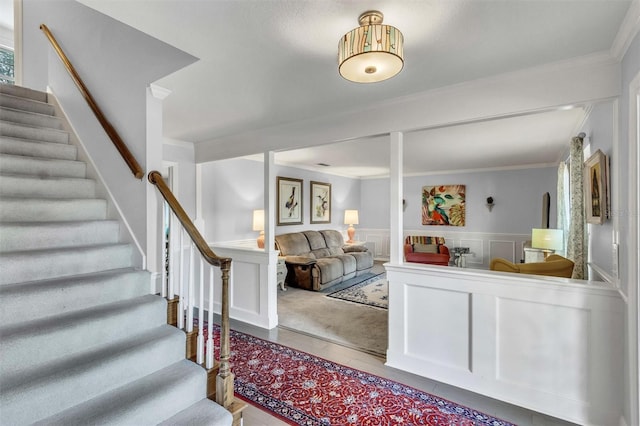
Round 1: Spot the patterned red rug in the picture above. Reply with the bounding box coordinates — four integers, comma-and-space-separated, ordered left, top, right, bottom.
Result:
201, 322, 515, 425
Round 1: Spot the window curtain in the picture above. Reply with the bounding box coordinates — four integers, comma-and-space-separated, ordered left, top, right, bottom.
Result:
556, 162, 569, 257
566, 136, 587, 279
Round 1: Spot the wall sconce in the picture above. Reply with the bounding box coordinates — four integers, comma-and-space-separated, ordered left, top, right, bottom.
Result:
252, 209, 265, 248
486, 196, 495, 212
344, 210, 359, 243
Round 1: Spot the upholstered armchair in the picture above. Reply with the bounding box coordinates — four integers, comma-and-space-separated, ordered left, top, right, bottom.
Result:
490, 254, 574, 278
404, 236, 450, 266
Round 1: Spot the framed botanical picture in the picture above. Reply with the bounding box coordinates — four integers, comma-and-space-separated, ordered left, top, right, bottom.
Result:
277, 176, 303, 225
310, 181, 331, 224
584, 149, 609, 225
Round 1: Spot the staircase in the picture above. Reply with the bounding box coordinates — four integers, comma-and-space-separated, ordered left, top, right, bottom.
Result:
0, 84, 232, 425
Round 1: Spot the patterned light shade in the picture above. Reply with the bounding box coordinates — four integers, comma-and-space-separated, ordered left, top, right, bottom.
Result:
338, 11, 404, 83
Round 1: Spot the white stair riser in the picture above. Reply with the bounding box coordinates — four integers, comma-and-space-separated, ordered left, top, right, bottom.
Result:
1, 108, 64, 129
0, 175, 95, 199
0, 269, 149, 325
0, 154, 86, 178
0, 198, 106, 222
0, 121, 69, 144
0, 93, 54, 115
0, 295, 168, 376
1, 327, 187, 425
0, 221, 118, 252
0, 136, 77, 160
0, 243, 132, 285
0, 85, 48, 103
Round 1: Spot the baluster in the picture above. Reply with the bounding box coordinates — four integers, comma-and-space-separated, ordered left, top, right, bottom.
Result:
167, 210, 176, 300
186, 242, 194, 333
177, 228, 185, 330
197, 257, 204, 364
206, 264, 214, 369
160, 201, 168, 298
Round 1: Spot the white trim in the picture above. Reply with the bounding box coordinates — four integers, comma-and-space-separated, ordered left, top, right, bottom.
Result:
163, 137, 195, 148
611, 0, 640, 61
588, 262, 615, 284
627, 69, 640, 426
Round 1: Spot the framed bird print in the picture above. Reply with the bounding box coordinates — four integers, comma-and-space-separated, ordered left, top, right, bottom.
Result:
310, 181, 331, 224
277, 176, 303, 225
422, 185, 466, 226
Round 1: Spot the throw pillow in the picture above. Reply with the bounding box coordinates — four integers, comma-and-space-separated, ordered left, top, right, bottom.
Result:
413, 243, 439, 254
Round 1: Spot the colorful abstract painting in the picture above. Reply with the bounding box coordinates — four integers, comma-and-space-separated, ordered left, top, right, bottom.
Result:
422, 185, 466, 226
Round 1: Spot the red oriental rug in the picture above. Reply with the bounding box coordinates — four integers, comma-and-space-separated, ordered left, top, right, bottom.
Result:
200, 322, 515, 426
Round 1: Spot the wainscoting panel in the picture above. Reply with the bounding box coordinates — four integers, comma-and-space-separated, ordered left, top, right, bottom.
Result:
459, 239, 483, 265
489, 240, 516, 263
496, 297, 589, 401
231, 261, 261, 313
405, 285, 471, 371
364, 234, 386, 258
385, 264, 624, 426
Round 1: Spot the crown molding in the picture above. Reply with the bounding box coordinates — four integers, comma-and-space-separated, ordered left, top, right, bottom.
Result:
611, 0, 640, 61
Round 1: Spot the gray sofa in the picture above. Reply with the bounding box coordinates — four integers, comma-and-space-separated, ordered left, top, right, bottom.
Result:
275, 230, 374, 291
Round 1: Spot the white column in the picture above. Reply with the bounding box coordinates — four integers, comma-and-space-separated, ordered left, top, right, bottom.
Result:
389, 132, 404, 264
146, 84, 171, 293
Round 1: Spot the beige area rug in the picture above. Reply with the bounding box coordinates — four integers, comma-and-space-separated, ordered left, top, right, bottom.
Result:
277, 265, 388, 357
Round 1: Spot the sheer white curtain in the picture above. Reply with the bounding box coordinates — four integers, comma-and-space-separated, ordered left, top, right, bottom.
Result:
556, 162, 569, 257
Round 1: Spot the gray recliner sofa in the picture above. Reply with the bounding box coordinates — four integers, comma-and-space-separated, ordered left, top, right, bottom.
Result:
275, 230, 374, 291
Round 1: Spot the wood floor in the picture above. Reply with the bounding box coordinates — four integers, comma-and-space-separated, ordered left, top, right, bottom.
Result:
230, 319, 577, 426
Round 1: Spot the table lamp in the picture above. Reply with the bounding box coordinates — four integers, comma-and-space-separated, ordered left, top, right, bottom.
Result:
253, 209, 265, 248
531, 228, 563, 258
344, 210, 359, 243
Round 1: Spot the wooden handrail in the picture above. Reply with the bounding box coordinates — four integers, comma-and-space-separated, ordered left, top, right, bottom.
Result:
148, 171, 231, 269
40, 24, 144, 180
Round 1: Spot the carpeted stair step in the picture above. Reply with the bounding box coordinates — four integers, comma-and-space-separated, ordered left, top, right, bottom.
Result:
0, 120, 69, 144
0, 174, 95, 199
0, 153, 86, 177
0, 84, 48, 103
0, 268, 149, 325
0, 294, 168, 378
0, 136, 77, 160
32, 360, 229, 426
159, 397, 234, 425
0, 197, 106, 222
0, 92, 54, 116
0, 220, 118, 252
0, 243, 132, 285
1, 325, 188, 425
1, 106, 64, 129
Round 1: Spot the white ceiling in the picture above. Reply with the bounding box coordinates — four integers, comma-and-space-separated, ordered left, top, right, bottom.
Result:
5, 0, 634, 177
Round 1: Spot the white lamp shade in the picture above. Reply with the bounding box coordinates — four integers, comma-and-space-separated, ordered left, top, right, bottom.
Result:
344, 210, 359, 225
252, 209, 264, 231
531, 228, 563, 251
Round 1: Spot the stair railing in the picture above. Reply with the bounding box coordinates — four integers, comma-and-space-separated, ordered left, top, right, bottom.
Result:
148, 171, 234, 408
39, 24, 144, 179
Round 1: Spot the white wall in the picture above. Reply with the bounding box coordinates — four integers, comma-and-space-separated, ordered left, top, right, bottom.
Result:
200, 158, 361, 243
21, 0, 197, 260
362, 166, 558, 233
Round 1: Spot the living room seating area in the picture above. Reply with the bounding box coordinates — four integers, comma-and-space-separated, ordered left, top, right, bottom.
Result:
275, 230, 374, 291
